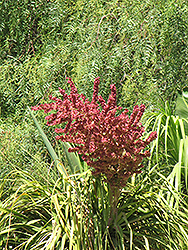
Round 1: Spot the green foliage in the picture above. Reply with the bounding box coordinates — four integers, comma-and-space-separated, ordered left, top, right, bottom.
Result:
176, 87, 188, 134
0, 112, 74, 185
1, 0, 188, 119
0, 170, 54, 249
0, 0, 62, 59
0, 164, 188, 249
28, 107, 68, 177
0, 56, 67, 118
143, 101, 188, 197
28, 107, 87, 176
49, 0, 188, 107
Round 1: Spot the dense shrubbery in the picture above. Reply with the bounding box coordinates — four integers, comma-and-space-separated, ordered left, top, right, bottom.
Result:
0, 57, 67, 117
0, 0, 188, 118
0, 0, 62, 59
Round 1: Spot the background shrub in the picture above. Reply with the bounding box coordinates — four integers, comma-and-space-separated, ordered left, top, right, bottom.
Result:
0, 0, 187, 119
0, 0, 63, 59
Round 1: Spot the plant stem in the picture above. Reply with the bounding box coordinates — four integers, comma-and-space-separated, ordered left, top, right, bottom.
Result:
109, 186, 121, 221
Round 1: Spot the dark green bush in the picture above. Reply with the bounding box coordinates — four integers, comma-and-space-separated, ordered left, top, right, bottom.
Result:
0, 0, 62, 60
0, 0, 187, 118
0, 56, 67, 118
55, 0, 188, 108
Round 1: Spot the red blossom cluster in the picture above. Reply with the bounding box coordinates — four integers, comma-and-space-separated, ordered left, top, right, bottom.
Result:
32, 77, 157, 188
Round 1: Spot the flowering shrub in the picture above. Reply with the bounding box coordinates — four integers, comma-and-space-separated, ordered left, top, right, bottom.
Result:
32, 77, 157, 188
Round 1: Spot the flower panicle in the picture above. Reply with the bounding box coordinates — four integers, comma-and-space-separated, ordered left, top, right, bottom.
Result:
31, 77, 157, 189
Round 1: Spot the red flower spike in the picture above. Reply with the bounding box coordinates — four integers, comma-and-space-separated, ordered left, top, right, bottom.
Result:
31, 77, 157, 189
92, 77, 100, 103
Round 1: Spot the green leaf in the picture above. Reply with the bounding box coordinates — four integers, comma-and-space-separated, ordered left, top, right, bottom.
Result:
60, 141, 83, 174
176, 87, 188, 135
27, 107, 68, 177
182, 137, 188, 191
